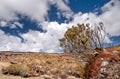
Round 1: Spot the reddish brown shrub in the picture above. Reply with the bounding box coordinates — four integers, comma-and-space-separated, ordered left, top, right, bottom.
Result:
85, 53, 119, 79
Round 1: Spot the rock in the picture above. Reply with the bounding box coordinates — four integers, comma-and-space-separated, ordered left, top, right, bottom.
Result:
41, 75, 53, 79
67, 76, 83, 79
67, 76, 76, 79
95, 58, 120, 79
101, 61, 109, 66
51, 68, 62, 75
10, 61, 17, 64
67, 70, 80, 78
112, 51, 119, 54
59, 72, 68, 79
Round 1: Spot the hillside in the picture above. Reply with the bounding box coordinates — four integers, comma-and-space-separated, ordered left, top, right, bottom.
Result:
106, 45, 120, 52
0, 45, 120, 79
0, 52, 84, 79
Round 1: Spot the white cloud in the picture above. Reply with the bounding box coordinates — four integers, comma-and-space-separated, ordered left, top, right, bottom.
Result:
12, 22, 23, 28
0, 0, 72, 26
0, 0, 73, 52
21, 22, 68, 52
0, 3, 18, 21
70, 0, 120, 42
49, 0, 73, 19
0, 30, 23, 51
0, 0, 120, 52
0, 22, 69, 52
0, 0, 73, 35
0, 0, 49, 22
49, 0, 70, 11
0, 21, 23, 28
64, 0, 70, 4
0, 21, 7, 27
100, 0, 120, 36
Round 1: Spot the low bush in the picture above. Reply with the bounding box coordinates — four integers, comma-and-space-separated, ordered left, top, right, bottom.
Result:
2, 64, 30, 77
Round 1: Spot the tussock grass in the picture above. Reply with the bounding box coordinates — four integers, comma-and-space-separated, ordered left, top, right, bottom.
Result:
2, 64, 30, 77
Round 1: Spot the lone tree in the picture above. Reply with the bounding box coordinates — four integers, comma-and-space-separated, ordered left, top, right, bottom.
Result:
59, 22, 106, 55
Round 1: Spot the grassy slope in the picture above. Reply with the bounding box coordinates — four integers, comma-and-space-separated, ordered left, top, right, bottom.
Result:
0, 45, 119, 79
0, 52, 84, 79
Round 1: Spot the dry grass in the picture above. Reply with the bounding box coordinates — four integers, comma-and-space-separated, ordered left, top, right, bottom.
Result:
0, 52, 85, 78
106, 45, 120, 52
1, 45, 119, 78
2, 64, 30, 77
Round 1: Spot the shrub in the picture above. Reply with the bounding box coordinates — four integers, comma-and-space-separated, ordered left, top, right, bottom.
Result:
28, 63, 46, 77
75, 64, 85, 78
59, 22, 106, 55
2, 64, 30, 77
59, 22, 107, 79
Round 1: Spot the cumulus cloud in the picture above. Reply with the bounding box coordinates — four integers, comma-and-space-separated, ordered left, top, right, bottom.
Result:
0, 0, 49, 22
0, 21, 7, 27
0, 0, 72, 28
70, 0, 120, 40
0, 0, 120, 52
44, 0, 120, 46
0, 30, 23, 51
11, 22, 23, 29
49, 0, 73, 19
0, 21, 69, 52
0, 0, 72, 25
0, 21, 23, 29
0, 0, 72, 52
0, 1, 18, 21
21, 22, 68, 52
100, 0, 120, 36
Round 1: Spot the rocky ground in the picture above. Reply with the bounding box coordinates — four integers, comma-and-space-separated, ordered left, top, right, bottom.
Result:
0, 52, 84, 79
92, 45, 120, 79
92, 54, 120, 79
0, 45, 120, 79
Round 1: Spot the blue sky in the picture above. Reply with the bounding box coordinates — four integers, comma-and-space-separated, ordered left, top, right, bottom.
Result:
0, 0, 120, 52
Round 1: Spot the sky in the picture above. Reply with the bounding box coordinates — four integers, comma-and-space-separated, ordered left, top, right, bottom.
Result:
0, 0, 120, 53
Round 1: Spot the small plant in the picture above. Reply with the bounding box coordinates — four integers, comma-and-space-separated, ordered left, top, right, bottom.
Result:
2, 64, 30, 77
28, 63, 46, 77
59, 73, 68, 79
46, 60, 52, 64
75, 64, 85, 78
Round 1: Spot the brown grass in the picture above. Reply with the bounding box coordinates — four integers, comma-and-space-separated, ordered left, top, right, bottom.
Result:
2, 64, 30, 77
0, 52, 84, 78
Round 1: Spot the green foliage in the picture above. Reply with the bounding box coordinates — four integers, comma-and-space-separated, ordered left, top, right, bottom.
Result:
59, 22, 106, 54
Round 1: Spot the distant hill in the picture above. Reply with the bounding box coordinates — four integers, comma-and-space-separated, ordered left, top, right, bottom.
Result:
106, 44, 120, 52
